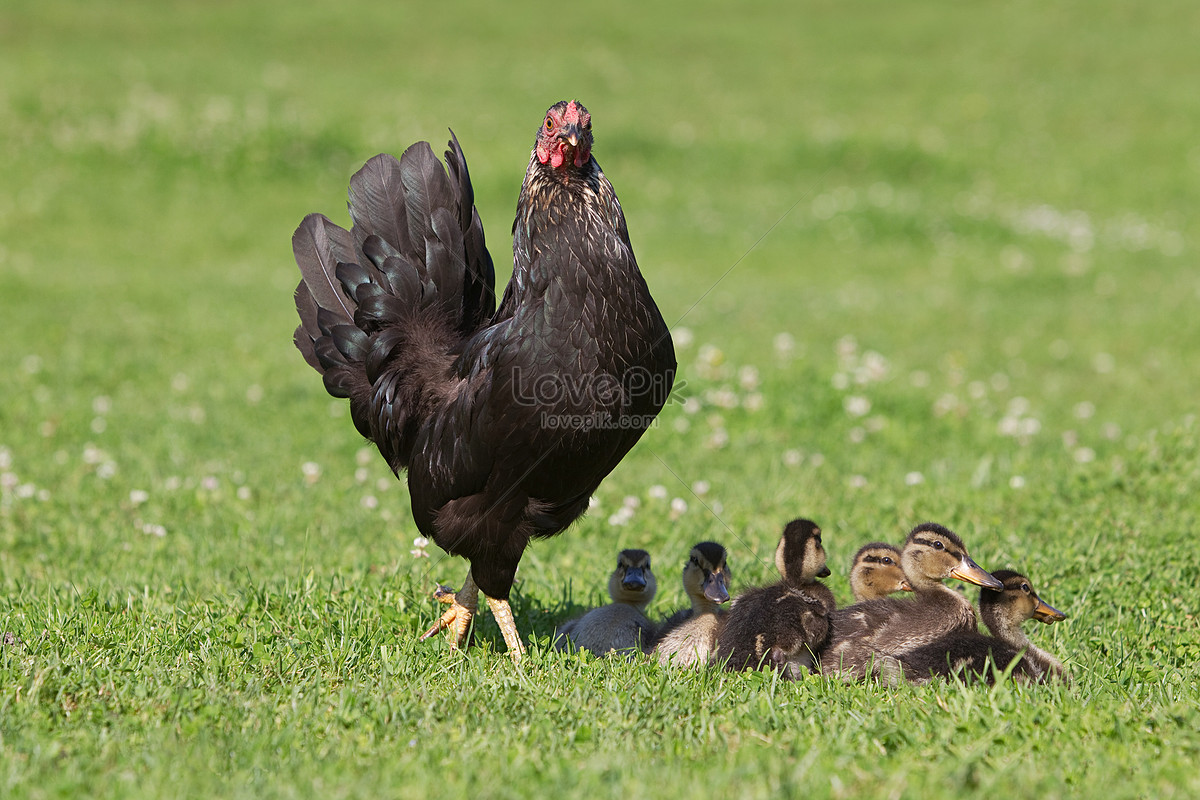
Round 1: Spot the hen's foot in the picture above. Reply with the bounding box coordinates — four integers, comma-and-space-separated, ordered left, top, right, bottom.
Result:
419, 576, 479, 649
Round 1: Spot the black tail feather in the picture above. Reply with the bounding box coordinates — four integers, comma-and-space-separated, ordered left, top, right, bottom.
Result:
292, 132, 499, 465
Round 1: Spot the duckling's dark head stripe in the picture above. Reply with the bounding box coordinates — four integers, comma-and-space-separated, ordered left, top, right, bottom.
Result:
618, 549, 651, 568
690, 541, 727, 571
852, 542, 901, 564
910, 536, 964, 561
906, 522, 967, 556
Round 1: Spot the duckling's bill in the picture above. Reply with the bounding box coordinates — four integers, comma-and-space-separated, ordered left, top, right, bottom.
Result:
949, 557, 1003, 590
1033, 597, 1067, 623
703, 571, 730, 603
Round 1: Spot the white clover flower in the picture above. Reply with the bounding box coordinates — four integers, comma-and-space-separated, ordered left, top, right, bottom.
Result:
669, 497, 688, 519
691, 480, 710, 497
905, 472, 925, 486
848, 475, 868, 488
92, 396, 112, 415
844, 396, 871, 418
782, 449, 803, 467
773, 332, 795, 356
673, 327, 694, 348
237, 486, 251, 501
738, 366, 760, 392
1007, 396, 1031, 416
705, 429, 729, 449
1074, 447, 1096, 464
862, 351, 889, 382
1009, 475, 1026, 489
0, 448, 10, 470
129, 489, 150, 506
698, 344, 724, 367
648, 485, 668, 500
622, 495, 641, 510
245, 384, 264, 404
1074, 401, 1095, 420
361, 495, 379, 510
301, 462, 321, 484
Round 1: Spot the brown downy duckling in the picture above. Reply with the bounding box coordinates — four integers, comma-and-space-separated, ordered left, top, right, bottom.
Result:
897, 569, 1068, 684
819, 522, 1002, 680
849, 542, 913, 602
715, 519, 835, 677
651, 542, 731, 667
554, 549, 657, 656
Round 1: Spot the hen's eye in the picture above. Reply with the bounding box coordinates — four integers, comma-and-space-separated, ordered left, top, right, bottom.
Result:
545, 118, 554, 130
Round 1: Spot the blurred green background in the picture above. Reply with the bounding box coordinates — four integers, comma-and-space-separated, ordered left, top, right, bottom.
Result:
2, 1, 1199, 798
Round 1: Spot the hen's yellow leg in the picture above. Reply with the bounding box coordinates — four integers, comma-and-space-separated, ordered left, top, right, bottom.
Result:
419, 572, 478, 649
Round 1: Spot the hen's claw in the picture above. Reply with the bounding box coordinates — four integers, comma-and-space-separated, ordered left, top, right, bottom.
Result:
417, 572, 525, 660
419, 577, 479, 648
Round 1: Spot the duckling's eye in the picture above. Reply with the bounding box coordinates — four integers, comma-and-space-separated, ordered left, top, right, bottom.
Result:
932, 540, 945, 551
1021, 583, 1031, 593
881, 557, 893, 565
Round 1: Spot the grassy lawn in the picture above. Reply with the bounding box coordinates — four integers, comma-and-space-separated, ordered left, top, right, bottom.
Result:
2, 0, 1199, 797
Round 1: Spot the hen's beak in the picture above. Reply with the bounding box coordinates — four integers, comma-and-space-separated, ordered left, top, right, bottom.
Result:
703, 571, 730, 603
950, 556, 1004, 590
1033, 597, 1067, 623
560, 124, 582, 148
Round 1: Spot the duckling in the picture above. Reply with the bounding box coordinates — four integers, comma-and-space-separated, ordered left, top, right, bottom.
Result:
898, 569, 1068, 684
651, 542, 731, 668
553, 549, 657, 657
848, 542, 913, 602
819, 522, 1003, 680
715, 519, 835, 677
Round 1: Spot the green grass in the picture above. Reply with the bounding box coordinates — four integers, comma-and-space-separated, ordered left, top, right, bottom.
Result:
3, 0, 1199, 797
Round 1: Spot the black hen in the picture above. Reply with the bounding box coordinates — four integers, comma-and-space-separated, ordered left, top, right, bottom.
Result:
292, 101, 676, 657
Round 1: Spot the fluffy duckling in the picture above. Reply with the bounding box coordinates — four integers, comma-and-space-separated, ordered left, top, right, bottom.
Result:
849, 542, 913, 602
715, 519, 835, 677
898, 569, 1068, 684
652, 542, 731, 667
554, 549, 657, 656
819, 522, 1002, 680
